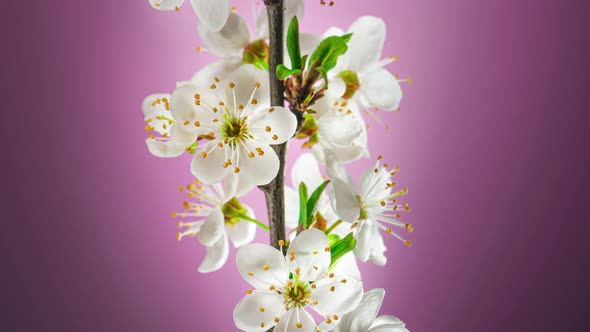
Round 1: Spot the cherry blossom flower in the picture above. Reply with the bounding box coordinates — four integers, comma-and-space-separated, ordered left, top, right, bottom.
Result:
320, 289, 409, 332
233, 229, 363, 332
148, 0, 230, 32
328, 158, 412, 266
145, 61, 296, 196
173, 180, 257, 273
325, 16, 407, 112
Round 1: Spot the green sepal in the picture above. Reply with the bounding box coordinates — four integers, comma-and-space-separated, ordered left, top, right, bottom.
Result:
286, 16, 302, 70
277, 64, 302, 80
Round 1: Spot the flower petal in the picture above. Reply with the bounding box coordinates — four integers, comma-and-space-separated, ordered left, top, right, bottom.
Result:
331, 252, 361, 281
191, 141, 231, 184
311, 273, 363, 317
248, 107, 297, 145
284, 186, 299, 229
170, 84, 220, 133
371, 315, 406, 329
354, 220, 387, 265
148, 0, 184, 11
198, 233, 229, 273
198, 206, 224, 246
198, 12, 250, 57
274, 307, 316, 332
314, 110, 368, 164
190, 0, 230, 32
146, 137, 187, 158
291, 153, 325, 192
359, 68, 402, 111
337, 288, 385, 331
346, 16, 385, 72
288, 229, 331, 281
329, 176, 361, 223
233, 291, 285, 331
236, 140, 279, 187
226, 205, 257, 248
224, 65, 270, 112
191, 57, 244, 86
236, 243, 289, 289
360, 161, 391, 206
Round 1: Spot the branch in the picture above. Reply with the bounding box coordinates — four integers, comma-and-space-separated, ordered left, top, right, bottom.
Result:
260, 0, 286, 252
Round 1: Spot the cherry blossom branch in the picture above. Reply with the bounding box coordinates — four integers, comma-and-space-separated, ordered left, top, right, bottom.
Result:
260, 0, 286, 253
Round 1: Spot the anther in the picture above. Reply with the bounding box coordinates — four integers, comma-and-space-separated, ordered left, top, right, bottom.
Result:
272, 134, 279, 140
296, 322, 302, 328
268, 107, 275, 113
265, 126, 271, 132
229, 82, 235, 88
259, 307, 265, 312
263, 265, 269, 271
248, 272, 254, 277
234, 167, 240, 173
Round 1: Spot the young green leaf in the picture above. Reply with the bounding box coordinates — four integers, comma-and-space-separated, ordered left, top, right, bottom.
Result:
298, 182, 309, 228
307, 34, 353, 75
276, 64, 302, 80
329, 232, 357, 271
306, 180, 330, 222
286, 16, 302, 70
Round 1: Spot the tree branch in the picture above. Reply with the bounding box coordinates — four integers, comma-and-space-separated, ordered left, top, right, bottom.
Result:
260, 0, 286, 252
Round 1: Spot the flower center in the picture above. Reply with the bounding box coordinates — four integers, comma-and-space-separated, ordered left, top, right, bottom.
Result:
338, 70, 360, 99
283, 279, 312, 308
242, 39, 269, 71
220, 114, 249, 144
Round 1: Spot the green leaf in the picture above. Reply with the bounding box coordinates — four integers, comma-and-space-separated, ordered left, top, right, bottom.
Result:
306, 180, 330, 223
307, 34, 352, 75
301, 54, 309, 71
297, 182, 309, 228
329, 233, 357, 271
286, 16, 301, 70
276, 64, 301, 80
327, 233, 342, 247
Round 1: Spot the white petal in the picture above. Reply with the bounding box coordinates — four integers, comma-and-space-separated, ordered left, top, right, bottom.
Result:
371, 315, 406, 329
329, 177, 361, 223
315, 110, 368, 164
311, 273, 363, 316
370, 321, 409, 332
226, 205, 257, 247
170, 84, 220, 132
284, 186, 299, 229
338, 289, 385, 331
190, 0, 230, 32
198, 12, 250, 57
288, 229, 331, 281
359, 68, 402, 111
236, 243, 289, 289
360, 162, 391, 206
346, 16, 385, 72
248, 107, 297, 145
326, 76, 346, 100
236, 140, 280, 187
225, 65, 270, 110
274, 307, 316, 332
233, 291, 285, 331
149, 0, 184, 11
198, 233, 229, 273
224, 172, 239, 200
234, 175, 257, 198
291, 153, 325, 192
191, 57, 244, 86
191, 141, 231, 184
330, 252, 361, 281
198, 206, 225, 246
354, 220, 386, 265
146, 137, 186, 158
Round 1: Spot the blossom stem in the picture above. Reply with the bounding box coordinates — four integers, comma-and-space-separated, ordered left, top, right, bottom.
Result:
239, 214, 270, 231
325, 219, 344, 235
260, 0, 287, 256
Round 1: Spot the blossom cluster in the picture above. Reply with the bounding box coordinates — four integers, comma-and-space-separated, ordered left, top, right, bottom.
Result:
143, 1, 413, 331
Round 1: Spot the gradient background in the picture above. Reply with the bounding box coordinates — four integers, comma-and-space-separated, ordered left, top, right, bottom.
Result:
2, 0, 590, 331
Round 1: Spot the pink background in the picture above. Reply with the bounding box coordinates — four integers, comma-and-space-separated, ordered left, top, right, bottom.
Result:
3, 1, 590, 331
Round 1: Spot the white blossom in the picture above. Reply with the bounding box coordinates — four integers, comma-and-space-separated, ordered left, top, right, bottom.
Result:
328, 158, 412, 266
233, 229, 363, 332
173, 180, 256, 273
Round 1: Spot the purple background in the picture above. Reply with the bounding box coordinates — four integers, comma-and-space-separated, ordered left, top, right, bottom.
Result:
3, 0, 590, 331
